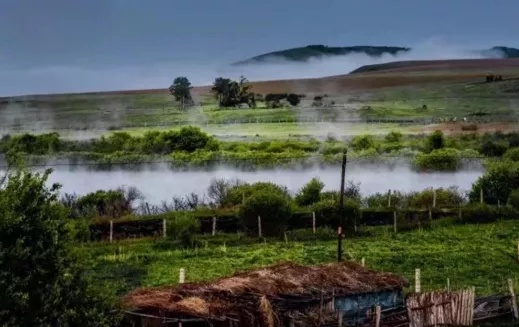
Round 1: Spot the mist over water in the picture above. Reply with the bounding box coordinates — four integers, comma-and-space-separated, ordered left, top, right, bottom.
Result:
1, 163, 484, 205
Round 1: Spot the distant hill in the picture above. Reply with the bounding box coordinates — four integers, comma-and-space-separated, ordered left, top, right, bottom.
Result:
233, 45, 519, 66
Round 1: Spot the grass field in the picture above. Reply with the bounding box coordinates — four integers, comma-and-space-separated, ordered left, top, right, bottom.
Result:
79, 219, 519, 296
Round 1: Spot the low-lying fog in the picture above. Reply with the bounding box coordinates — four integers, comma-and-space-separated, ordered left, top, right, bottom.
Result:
2, 163, 484, 205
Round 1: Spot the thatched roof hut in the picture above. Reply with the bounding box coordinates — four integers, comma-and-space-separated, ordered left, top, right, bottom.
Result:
123, 261, 409, 327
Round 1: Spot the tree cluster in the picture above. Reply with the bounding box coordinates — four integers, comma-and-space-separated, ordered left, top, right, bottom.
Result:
168, 77, 194, 110
485, 75, 503, 83
211, 76, 256, 108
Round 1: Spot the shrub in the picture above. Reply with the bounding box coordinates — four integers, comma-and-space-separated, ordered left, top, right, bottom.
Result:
312, 199, 361, 231
504, 148, 519, 161
350, 134, 376, 152
167, 212, 200, 247
480, 139, 509, 157
469, 161, 519, 204
461, 204, 498, 223
414, 148, 459, 171
384, 131, 403, 143
426, 131, 445, 152
7, 132, 63, 154
286, 93, 301, 106
239, 191, 293, 236
507, 189, 519, 209
223, 182, 291, 208
295, 178, 325, 206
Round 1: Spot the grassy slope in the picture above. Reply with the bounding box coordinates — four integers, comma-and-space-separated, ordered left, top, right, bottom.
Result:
80, 219, 519, 296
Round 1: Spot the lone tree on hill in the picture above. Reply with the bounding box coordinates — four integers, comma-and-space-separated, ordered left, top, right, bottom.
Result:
211, 76, 256, 108
169, 77, 193, 110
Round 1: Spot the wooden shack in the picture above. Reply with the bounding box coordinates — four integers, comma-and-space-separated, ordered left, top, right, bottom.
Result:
123, 261, 409, 327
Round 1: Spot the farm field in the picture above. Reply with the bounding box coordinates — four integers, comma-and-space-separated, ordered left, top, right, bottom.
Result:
78, 219, 519, 297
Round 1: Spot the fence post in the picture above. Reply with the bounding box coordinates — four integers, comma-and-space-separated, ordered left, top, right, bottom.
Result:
508, 278, 519, 319
480, 188, 484, 204
388, 189, 392, 207
163, 219, 167, 238
429, 208, 432, 220
361, 257, 365, 267
179, 268, 185, 284
447, 278, 450, 292
415, 268, 421, 293
109, 220, 113, 243
432, 188, 437, 208
258, 216, 262, 238
375, 305, 381, 327
393, 211, 397, 233
312, 211, 316, 234
212, 217, 216, 236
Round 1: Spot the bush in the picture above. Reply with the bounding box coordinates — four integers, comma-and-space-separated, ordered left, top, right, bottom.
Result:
469, 161, 519, 204
239, 191, 293, 236
286, 93, 301, 106
223, 181, 290, 208
504, 148, 519, 161
507, 189, 519, 209
384, 131, 403, 143
312, 199, 361, 231
426, 131, 445, 152
414, 148, 459, 171
480, 139, 509, 157
167, 212, 200, 247
350, 134, 376, 152
461, 204, 498, 223
295, 178, 325, 206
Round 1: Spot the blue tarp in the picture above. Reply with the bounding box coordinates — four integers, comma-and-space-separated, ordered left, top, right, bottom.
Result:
334, 290, 404, 325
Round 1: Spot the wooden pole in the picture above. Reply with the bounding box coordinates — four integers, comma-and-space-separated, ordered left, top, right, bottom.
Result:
258, 216, 262, 238
388, 189, 392, 207
212, 217, 216, 236
509, 278, 519, 319
361, 257, 365, 267
338, 149, 347, 262
179, 268, 185, 284
163, 219, 167, 238
447, 278, 450, 292
480, 188, 484, 204
375, 305, 381, 327
337, 311, 342, 327
393, 211, 397, 233
415, 268, 421, 293
312, 211, 316, 234
432, 188, 437, 208
109, 220, 113, 243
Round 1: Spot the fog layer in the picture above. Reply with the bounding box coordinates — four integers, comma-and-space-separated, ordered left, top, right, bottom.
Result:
0, 39, 500, 96
1, 163, 484, 205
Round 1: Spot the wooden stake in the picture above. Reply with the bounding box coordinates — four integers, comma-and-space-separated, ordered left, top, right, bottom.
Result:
509, 278, 519, 319
312, 211, 316, 234
415, 268, 421, 293
432, 189, 437, 208
447, 278, 450, 292
258, 216, 262, 238
179, 268, 185, 284
109, 220, 113, 243
375, 305, 381, 327
337, 311, 342, 327
393, 211, 397, 233
388, 189, 392, 207
212, 217, 216, 236
361, 257, 365, 267
163, 219, 167, 238
480, 188, 484, 204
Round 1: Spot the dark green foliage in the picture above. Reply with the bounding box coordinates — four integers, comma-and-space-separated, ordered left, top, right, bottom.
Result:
311, 199, 361, 230
165, 212, 200, 248
507, 189, 519, 209
426, 130, 445, 152
384, 131, 403, 143
286, 93, 301, 106
469, 161, 519, 204
461, 204, 499, 223
503, 148, 519, 161
239, 191, 293, 236
211, 76, 256, 108
295, 177, 324, 206
168, 77, 193, 108
0, 169, 119, 326
414, 148, 458, 171
5, 132, 62, 155
224, 181, 291, 208
480, 139, 509, 157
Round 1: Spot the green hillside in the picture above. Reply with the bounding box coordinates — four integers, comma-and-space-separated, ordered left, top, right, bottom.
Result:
233, 44, 519, 65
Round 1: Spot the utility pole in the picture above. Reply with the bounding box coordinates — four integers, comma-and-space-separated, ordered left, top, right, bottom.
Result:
338, 148, 347, 262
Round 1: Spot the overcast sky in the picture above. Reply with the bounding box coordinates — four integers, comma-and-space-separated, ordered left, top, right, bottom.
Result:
1, 0, 518, 96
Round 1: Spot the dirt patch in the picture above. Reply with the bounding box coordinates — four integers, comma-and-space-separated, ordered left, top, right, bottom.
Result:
412, 122, 519, 135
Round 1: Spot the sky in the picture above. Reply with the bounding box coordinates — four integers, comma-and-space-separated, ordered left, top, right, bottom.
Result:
0, 0, 518, 96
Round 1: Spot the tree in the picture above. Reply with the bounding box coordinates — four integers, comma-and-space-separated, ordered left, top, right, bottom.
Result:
295, 178, 324, 206
286, 93, 301, 106
239, 191, 292, 236
168, 77, 193, 110
211, 76, 256, 108
469, 161, 519, 204
426, 131, 445, 152
0, 169, 119, 326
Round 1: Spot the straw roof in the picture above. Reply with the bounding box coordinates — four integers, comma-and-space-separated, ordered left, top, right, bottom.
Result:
124, 261, 408, 324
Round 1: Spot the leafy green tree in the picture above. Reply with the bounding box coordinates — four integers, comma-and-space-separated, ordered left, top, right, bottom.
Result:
469, 161, 519, 204
385, 131, 403, 143
0, 169, 119, 326
286, 93, 301, 106
168, 77, 193, 110
295, 177, 324, 206
350, 134, 376, 151
426, 130, 445, 152
239, 191, 293, 236
211, 76, 256, 108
